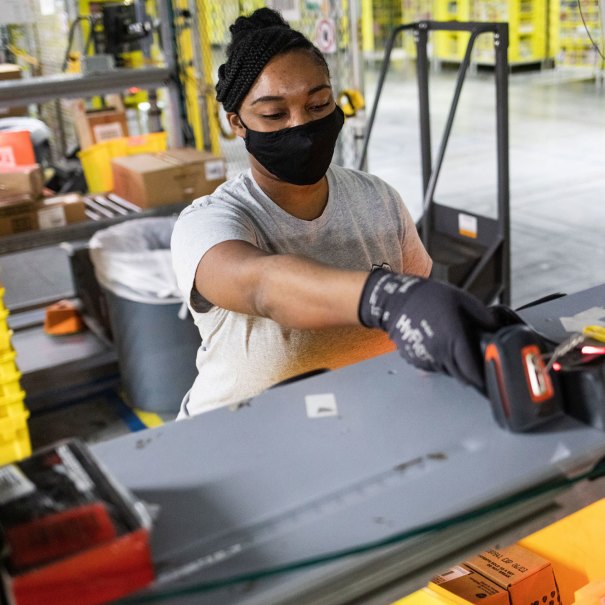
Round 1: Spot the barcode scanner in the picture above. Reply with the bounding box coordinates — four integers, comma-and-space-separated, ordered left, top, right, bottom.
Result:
483, 324, 564, 432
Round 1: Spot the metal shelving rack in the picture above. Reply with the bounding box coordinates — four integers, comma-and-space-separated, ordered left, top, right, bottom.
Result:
432, 0, 547, 67
0, 3, 190, 412
472, 0, 547, 66
360, 21, 511, 305
0, 2, 184, 256
551, 0, 605, 69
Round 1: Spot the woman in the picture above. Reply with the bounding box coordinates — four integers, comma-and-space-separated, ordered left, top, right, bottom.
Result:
171, 8, 500, 417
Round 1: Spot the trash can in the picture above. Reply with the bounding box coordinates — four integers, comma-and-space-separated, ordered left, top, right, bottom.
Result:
89, 217, 199, 415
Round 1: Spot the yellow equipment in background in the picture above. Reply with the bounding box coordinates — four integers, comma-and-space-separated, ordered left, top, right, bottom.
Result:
339, 88, 365, 117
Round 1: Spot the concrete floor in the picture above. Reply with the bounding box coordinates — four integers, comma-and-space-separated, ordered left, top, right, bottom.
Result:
7, 62, 605, 449
364, 63, 605, 307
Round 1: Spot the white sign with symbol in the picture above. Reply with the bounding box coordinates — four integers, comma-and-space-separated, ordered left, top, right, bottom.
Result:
315, 17, 337, 54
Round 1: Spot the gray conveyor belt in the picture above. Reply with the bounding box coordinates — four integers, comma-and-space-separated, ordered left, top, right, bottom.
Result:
92, 285, 605, 605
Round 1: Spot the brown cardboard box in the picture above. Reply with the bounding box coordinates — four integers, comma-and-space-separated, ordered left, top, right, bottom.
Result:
465, 545, 560, 605
35, 193, 87, 229
0, 196, 38, 236
0, 165, 44, 200
428, 564, 509, 605
111, 148, 227, 208
73, 99, 128, 149
0, 64, 27, 118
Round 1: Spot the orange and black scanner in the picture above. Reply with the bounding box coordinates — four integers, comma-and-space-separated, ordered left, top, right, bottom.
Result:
483, 325, 564, 432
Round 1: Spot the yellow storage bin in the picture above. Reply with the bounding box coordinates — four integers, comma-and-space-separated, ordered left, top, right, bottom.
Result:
0, 410, 31, 465
0, 374, 24, 400
0, 350, 18, 383
520, 499, 605, 605
392, 500, 605, 605
0, 392, 27, 420
79, 132, 169, 193
0, 308, 12, 352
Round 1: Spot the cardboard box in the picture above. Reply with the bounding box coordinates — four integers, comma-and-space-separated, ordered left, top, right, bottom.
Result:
0, 64, 27, 118
428, 564, 509, 605
0, 165, 44, 199
73, 99, 129, 149
0, 196, 38, 235
465, 545, 560, 605
111, 148, 227, 208
519, 499, 605, 605
35, 193, 87, 229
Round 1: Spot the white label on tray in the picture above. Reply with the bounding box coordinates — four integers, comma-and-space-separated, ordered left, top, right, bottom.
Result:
432, 565, 471, 585
305, 393, 338, 418
37, 206, 67, 230
204, 160, 226, 181
57, 444, 94, 492
93, 122, 124, 142
0, 465, 36, 505
458, 213, 478, 238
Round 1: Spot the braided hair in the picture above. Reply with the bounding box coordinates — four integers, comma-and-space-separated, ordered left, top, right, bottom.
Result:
216, 7, 330, 113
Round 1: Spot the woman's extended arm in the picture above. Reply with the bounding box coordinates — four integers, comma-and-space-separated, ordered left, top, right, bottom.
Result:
196, 239, 367, 329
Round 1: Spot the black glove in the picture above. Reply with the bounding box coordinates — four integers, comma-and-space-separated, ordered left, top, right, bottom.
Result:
358, 269, 500, 392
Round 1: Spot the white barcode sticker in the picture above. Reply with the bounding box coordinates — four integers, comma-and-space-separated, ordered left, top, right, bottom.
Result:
37, 206, 67, 230
305, 393, 338, 418
0, 465, 36, 505
432, 565, 471, 585
204, 160, 226, 181
93, 122, 124, 142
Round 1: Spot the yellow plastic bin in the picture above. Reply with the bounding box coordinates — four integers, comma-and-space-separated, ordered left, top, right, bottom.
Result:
0, 374, 24, 400
0, 308, 12, 352
0, 410, 31, 464
79, 132, 168, 193
0, 392, 27, 420
0, 350, 19, 383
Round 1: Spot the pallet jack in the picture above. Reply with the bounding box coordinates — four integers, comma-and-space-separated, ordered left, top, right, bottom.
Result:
360, 21, 511, 306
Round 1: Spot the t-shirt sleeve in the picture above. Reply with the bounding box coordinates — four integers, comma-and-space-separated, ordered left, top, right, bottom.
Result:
399, 199, 432, 277
376, 178, 432, 278
170, 196, 257, 312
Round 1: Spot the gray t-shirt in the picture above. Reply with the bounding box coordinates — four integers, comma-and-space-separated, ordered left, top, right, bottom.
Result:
171, 165, 431, 416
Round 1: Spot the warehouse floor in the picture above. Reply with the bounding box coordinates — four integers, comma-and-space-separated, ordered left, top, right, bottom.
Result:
365, 62, 605, 307
4, 62, 605, 449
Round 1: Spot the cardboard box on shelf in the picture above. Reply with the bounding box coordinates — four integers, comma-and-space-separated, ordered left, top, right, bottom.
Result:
0, 165, 44, 199
111, 148, 227, 208
0, 196, 38, 236
465, 544, 560, 605
73, 99, 129, 150
0, 64, 28, 118
428, 564, 509, 605
35, 193, 87, 230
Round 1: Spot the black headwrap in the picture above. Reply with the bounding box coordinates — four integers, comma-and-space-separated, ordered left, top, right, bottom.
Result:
215, 8, 328, 113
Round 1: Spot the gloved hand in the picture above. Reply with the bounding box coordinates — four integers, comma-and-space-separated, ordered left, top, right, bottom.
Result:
358, 269, 500, 393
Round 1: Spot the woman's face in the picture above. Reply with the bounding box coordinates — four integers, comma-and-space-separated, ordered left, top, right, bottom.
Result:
228, 49, 334, 135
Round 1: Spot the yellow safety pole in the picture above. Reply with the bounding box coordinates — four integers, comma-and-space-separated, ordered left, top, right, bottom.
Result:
172, 0, 205, 150
361, 0, 374, 53
196, 0, 221, 155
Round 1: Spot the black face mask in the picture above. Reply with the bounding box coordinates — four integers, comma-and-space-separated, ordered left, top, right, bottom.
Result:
240, 106, 345, 186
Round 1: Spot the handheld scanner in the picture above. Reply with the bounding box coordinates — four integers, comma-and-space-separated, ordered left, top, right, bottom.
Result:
483, 324, 564, 432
